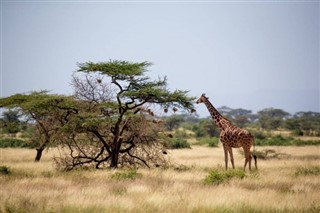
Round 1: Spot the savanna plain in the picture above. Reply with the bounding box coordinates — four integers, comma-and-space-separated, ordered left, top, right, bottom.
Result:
1, 145, 320, 213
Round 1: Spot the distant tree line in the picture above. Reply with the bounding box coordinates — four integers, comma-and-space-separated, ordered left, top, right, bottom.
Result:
163, 107, 320, 137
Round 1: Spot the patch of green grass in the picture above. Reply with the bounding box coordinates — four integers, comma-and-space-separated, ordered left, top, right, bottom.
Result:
0, 138, 30, 148
203, 169, 246, 185
295, 166, 320, 176
111, 170, 141, 181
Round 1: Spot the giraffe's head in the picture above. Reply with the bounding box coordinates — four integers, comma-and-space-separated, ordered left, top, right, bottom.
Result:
196, 93, 208, 104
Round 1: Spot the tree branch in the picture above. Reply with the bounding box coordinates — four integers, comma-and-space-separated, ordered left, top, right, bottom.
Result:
127, 151, 150, 168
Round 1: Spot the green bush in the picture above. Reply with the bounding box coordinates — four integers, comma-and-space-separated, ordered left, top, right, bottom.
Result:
167, 138, 191, 149
0, 138, 29, 148
204, 169, 246, 185
251, 130, 269, 140
197, 137, 219, 147
173, 129, 190, 139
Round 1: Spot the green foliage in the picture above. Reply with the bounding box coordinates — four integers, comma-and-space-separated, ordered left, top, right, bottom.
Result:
0, 138, 30, 148
204, 169, 246, 185
250, 130, 269, 140
258, 108, 290, 119
111, 170, 141, 181
1, 110, 22, 134
285, 112, 320, 136
167, 138, 191, 149
255, 135, 320, 146
197, 137, 219, 147
173, 129, 191, 139
164, 115, 184, 131
192, 119, 219, 138
0, 165, 10, 175
295, 166, 320, 176
78, 60, 151, 79
77, 60, 196, 111
1, 122, 21, 134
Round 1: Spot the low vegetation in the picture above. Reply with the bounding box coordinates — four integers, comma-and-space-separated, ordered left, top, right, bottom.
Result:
1, 146, 319, 212
255, 135, 320, 146
203, 168, 246, 185
0, 138, 30, 148
167, 137, 191, 149
111, 169, 142, 181
295, 166, 320, 176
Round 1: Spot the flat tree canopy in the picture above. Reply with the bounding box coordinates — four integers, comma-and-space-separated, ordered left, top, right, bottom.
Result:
0, 91, 78, 161
61, 60, 196, 169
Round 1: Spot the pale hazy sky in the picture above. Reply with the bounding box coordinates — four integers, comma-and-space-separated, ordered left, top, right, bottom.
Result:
1, 1, 319, 117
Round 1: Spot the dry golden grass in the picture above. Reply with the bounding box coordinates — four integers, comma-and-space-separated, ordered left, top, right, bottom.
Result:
1, 145, 320, 213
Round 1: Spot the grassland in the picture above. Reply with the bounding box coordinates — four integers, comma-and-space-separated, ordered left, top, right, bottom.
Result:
1, 145, 320, 213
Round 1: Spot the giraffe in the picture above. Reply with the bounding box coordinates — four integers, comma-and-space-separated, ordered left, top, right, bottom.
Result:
196, 93, 257, 171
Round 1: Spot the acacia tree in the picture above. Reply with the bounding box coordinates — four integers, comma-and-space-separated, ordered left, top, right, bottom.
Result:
54, 60, 195, 169
258, 108, 290, 130
0, 91, 78, 161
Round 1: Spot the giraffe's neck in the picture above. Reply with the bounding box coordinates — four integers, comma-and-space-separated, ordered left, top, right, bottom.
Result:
203, 99, 231, 131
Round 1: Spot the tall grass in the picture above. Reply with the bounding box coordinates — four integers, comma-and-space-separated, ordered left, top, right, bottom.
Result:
1, 146, 319, 212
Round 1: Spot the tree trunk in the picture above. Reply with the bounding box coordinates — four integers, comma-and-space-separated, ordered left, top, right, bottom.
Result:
110, 150, 119, 169
110, 139, 122, 168
35, 148, 44, 162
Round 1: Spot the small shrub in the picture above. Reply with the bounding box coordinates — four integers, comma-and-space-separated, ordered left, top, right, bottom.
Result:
167, 138, 191, 149
295, 166, 320, 176
247, 149, 289, 160
292, 129, 304, 136
204, 169, 246, 185
0, 166, 10, 175
173, 129, 190, 139
111, 170, 141, 181
251, 130, 269, 140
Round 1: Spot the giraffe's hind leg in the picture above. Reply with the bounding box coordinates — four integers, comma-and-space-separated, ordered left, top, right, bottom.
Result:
224, 148, 229, 170
228, 149, 235, 169
243, 148, 252, 171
